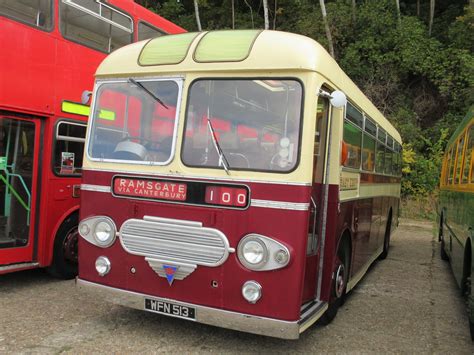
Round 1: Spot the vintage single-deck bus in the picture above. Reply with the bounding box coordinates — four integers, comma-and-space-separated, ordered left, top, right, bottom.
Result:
0, 0, 184, 277
439, 106, 474, 340
77, 30, 402, 338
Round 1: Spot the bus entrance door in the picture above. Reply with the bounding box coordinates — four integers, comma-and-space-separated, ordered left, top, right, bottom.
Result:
0, 117, 38, 268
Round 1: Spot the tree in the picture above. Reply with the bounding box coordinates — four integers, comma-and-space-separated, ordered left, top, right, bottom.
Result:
243, 0, 255, 29
429, 0, 435, 36
319, 0, 335, 58
263, 0, 269, 29
231, 0, 235, 29
194, 0, 202, 31
352, 0, 356, 23
395, 0, 401, 25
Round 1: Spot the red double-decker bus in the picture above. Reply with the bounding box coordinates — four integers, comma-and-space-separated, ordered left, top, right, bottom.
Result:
0, 0, 184, 278
77, 30, 402, 338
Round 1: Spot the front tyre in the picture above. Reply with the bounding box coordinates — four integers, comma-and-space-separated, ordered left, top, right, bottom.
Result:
319, 239, 350, 325
47, 214, 79, 279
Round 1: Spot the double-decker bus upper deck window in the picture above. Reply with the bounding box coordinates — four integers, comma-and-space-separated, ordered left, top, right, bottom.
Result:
54, 121, 87, 176
138, 21, 165, 41
60, 0, 133, 53
182, 79, 303, 172
0, 0, 53, 30
88, 79, 180, 164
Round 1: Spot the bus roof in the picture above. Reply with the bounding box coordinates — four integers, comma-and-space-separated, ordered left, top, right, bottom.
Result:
96, 30, 401, 143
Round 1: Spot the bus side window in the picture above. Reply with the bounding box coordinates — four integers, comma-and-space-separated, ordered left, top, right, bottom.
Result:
375, 141, 385, 174
138, 21, 166, 41
361, 132, 375, 171
454, 135, 465, 184
342, 122, 362, 169
462, 125, 473, 184
0, 0, 53, 30
54, 121, 87, 176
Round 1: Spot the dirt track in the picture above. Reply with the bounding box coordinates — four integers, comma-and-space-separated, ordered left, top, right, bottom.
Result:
0, 220, 472, 353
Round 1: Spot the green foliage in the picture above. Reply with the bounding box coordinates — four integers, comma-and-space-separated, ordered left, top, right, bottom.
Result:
137, 0, 473, 199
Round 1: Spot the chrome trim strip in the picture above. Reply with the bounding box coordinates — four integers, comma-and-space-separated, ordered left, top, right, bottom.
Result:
80, 184, 111, 193
82, 168, 311, 186
0, 262, 39, 272
251, 199, 309, 211
77, 278, 300, 339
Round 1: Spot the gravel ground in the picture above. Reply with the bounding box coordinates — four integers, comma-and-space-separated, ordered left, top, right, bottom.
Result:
0, 219, 472, 353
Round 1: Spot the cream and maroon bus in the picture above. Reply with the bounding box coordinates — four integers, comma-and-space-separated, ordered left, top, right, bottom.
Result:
77, 30, 402, 339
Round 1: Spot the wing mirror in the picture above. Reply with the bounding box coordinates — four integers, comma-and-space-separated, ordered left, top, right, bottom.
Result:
319, 89, 347, 109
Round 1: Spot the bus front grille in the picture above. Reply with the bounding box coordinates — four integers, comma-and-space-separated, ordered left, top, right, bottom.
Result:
119, 216, 233, 267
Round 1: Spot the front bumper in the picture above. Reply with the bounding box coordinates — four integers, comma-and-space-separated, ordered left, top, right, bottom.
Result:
76, 278, 327, 339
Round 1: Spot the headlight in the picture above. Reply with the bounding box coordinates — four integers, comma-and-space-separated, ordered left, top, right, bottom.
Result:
94, 221, 113, 245
242, 281, 262, 303
79, 216, 116, 248
242, 239, 267, 265
95, 256, 111, 276
237, 234, 290, 271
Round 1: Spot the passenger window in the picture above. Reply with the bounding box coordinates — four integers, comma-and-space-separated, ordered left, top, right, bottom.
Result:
448, 147, 455, 184
60, 0, 133, 53
464, 125, 474, 184
361, 133, 375, 171
0, 0, 53, 30
375, 141, 385, 173
342, 122, 362, 169
455, 135, 465, 184
54, 121, 87, 175
138, 21, 165, 41
384, 147, 393, 175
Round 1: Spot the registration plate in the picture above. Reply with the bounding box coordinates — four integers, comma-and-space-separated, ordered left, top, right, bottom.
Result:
145, 298, 196, 320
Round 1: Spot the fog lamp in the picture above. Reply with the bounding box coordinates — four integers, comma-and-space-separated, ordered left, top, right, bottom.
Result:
95, 256, 111, 276
242, 281, 262, 304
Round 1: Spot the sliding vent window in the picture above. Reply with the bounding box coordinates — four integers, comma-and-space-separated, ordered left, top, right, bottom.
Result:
60, 0, 133, 53
54, 121, 87, 176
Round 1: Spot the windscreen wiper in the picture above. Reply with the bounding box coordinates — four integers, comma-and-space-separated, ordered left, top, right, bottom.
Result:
206, 116, 230, 175
129, 78, 168, 109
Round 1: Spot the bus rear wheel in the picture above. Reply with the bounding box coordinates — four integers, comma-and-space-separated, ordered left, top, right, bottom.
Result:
439, 214, 449, 261
319, 239, 350, 325
379, 211, 392, 260
47, 214, 78, 280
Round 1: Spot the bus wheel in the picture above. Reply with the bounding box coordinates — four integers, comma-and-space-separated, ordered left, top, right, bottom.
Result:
379, 212, 392, 260
319, 239, 349, 325
47, 214, 79, 280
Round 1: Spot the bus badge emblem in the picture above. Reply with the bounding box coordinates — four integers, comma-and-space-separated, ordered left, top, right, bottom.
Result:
163, 265, 179, 285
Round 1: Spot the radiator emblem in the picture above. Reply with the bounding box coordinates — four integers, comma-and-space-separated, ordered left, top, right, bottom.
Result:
163, 265, 178, 285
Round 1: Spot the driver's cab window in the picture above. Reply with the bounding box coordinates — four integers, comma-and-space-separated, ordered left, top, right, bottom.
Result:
88, 79, 180, 164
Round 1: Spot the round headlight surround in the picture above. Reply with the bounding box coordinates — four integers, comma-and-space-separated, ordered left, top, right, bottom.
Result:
237, 236, 268, 270
92, 218, 116, 247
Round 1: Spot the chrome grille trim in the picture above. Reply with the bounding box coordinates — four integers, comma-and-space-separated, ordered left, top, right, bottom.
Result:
119, 217, 233, 267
